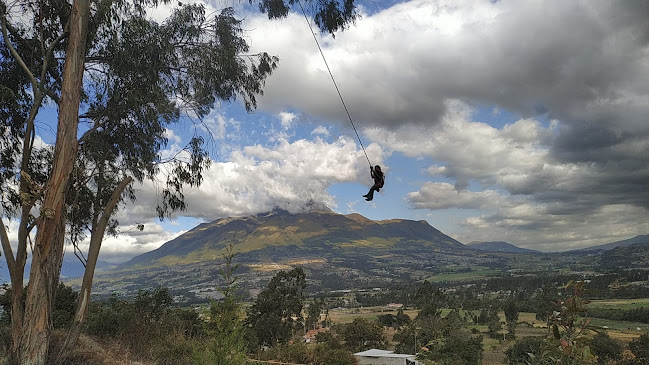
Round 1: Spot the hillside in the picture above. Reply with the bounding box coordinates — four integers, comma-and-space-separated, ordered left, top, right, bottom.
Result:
598, 241, 649, 269
577, 234, 649, 252
466, 241, 537, 253
83, 209, 499, 298
122, 209, 465, 268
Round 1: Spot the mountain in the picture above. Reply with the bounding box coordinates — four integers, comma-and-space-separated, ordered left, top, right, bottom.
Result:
122, 209, 466, 269
576, 234, 649, 252
466, 241, 537, 253
0, 255, 116, 283
598, 241, 649, 269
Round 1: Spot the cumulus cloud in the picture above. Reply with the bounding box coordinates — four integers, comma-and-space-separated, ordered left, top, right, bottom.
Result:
408, 182, 502, 210
459, 204, 649, 252
278, 112, 297, 130
246, 1, 649, 132
311, 125, 330, 137
122, 135, 386, 220
371, 101, 648, 249
64, 222, 186, 263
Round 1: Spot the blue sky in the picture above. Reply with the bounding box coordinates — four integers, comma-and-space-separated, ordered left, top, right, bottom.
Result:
4, 0, 648, 265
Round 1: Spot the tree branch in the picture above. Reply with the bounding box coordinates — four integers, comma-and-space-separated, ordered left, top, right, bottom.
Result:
0, 216, 16, 276
0, 12, 39, 93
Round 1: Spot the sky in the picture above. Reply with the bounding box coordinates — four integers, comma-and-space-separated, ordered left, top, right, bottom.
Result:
4, 0, 649, 265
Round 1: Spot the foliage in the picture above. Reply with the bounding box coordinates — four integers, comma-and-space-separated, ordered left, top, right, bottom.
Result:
256, 342, 357, 365
0, 282, 77, 331
539, 281, 598, 364
503, 299, 519, 338
505, 336, 548, 365
51, 283, 79, 330
85, 287, 204, 363
417, 331, 483, 365
306, 298, 324, 330
340, 317, 387, 352
476, 304, 503, 339
394, 298, 471, 355
203, 243, 247, 365
377, 308, 411, 329
587, 307, 649, 324
315, 330, 344, 349
204, 295, 247, 365
309, 344, 358, 365
628, 333, 649, 364
588, 332, 622, 365
536, 284, 559, 324
394, 315, 443, 354
246, 267, 307, 348
0, 0, 359, 361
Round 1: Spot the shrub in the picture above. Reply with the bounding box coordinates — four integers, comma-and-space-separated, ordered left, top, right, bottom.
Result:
505, 336, 545, 365
589, 332, 622, 365
628, 333, 649, 364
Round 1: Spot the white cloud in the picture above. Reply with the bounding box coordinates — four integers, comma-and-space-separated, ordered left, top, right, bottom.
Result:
458, 204, 649, 251
278, 112, 297, 130
246, 1, 649, 133
65, 222, 186, 263
368, 100, 552, 189
121, 135, 387, 220
163, 128, 182, 144
408, 182, 502, 210
362, 100, 648, 249
311, 125, 330, 137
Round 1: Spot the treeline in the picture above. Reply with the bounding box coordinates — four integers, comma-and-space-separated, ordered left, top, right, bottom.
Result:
587, 307, 649, 324
352, 269, 649, 309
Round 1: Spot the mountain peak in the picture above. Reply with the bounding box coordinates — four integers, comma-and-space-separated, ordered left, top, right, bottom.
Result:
122, 210, 464, 268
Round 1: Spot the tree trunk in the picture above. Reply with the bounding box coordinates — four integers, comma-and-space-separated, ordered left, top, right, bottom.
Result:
0, 219, 24, 363
56, 176, 132, 364
17, 218, 66, 365
17, 1, 90, 363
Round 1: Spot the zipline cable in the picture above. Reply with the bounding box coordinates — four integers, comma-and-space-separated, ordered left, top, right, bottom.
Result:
297, 0, 373, 168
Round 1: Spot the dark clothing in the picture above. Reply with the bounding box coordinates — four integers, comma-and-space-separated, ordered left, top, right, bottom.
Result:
364, 167, 384, 201
364, 184, 381, 201
371, 168, 384, 188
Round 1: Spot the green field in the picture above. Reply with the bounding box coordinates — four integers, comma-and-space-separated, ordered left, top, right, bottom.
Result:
424, 267, 499, 283
589, 298, 649, 309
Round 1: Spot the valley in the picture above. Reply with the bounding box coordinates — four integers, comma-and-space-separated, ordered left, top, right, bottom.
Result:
79, 210, 649, 309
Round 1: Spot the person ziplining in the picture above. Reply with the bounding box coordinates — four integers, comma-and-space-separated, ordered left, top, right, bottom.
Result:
363, 165, 384, 201
298, 1, 386, 202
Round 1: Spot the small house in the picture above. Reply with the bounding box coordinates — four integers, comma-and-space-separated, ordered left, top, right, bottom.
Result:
303, 328, 329, 343
354, 349, 420, 365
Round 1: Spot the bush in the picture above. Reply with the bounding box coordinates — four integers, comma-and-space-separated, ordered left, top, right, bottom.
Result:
629, 333, 649, 364
418, 331, 483, 365
258, 343, 310, 364
310, 344, 357, 365
85, 287, 205, 363
256, 343, 356, 365
505, 336, 545, 365
589, 332, 622, 365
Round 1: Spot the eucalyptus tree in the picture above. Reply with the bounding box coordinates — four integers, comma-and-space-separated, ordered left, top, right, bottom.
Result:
0, 0, 358, 363
246, 267, 307, 348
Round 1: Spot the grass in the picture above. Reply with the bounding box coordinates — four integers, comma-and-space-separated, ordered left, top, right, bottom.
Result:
589, 298, 649, 309
424, 268, 499, 283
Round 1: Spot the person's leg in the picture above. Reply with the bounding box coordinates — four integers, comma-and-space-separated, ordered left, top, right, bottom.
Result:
365, 185, 378, 201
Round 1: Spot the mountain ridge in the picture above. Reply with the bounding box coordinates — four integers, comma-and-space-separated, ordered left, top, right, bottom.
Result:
121, 209, 465, 269
466, 241, 537, 253
574, 234, 649, 252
